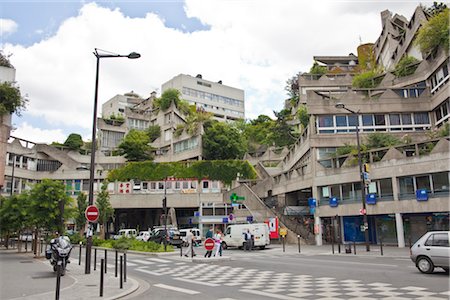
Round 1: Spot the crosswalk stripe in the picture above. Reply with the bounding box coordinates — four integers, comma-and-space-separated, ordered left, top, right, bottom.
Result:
154, 283, 200, 295
147, 258, 171, 263
240, 289, 299, 300
175, 277, 220, 287
135, 268, 162, 276
130, 259, 155, 265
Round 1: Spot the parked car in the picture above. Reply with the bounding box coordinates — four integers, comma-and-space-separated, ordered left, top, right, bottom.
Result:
149, 227, 183, 247
113, 229, 137, 240
410, 231, 449, 273
136, 231, 151, 242
179, 228, 202, 246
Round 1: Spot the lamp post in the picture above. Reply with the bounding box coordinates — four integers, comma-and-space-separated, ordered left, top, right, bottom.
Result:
335, 103, 370, 252
85, 48, 140, 274
163, 177, 168, 252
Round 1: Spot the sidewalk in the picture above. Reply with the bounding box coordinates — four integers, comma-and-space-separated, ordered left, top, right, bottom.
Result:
0, 248, 138, 300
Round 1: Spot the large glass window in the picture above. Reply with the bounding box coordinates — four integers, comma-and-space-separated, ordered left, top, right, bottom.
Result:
362, 115, 373, 126
401, 114, 412, 125
413, 112, 429, 124
336, 116, 347, 127
399, 176, 414, 195
416, 175, 431, 191
378, 178, 393, 198
389, 114, 400, 125
318, 115, 333, 127
374, 115, 386, 126
432, 172, 449, 193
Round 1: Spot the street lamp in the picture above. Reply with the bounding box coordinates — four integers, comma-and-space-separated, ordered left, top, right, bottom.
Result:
335, 102, 370, 252
85, 48, 140, 274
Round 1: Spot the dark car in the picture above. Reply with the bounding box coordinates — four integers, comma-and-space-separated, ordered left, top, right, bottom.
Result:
149, 228, 183, 248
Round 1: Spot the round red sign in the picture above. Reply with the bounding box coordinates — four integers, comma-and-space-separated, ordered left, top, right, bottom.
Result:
204, 238, 215, 251
85, 205, 99, 223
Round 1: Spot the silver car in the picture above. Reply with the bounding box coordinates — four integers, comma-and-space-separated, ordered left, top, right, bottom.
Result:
410, 231, 450, 273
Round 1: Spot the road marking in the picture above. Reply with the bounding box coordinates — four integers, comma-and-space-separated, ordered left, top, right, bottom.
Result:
148, 258, 171, 263
175, 277, 220, 287
130, 259, 155, 265
135, 268, 162, 276
240, 289, 299, 300
154, 283, 200, 295
256, 256, 398, 268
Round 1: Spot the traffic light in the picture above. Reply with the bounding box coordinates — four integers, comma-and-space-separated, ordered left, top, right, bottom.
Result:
364, 163, 370, 173
162, 197, 167, 208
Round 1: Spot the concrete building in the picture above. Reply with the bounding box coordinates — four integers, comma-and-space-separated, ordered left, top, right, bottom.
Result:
162, 74, 245, 121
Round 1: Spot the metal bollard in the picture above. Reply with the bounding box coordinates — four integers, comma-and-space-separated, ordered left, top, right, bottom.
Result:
100, 258, 104, 297
120, 255, 123, 289
94, 248, 97, 271
353, 239, 356, 255
124, 252, 127, 283
40, 240, 43, 254
25, 240, 28, 252
79, 242, 82, 265
297, 235, 301, 253
282, 236, 285, 253
104, 249, 107, 274
180, 244, 183, 257
115, 250, 118, 277
380, 236, 384, 256
55, 261, 62, 300
191, 242, 193, 258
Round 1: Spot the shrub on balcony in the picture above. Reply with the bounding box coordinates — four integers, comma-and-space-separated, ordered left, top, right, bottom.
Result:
393, 56, 420, 77
352, 70, 382, 88
415, 8, 449, 55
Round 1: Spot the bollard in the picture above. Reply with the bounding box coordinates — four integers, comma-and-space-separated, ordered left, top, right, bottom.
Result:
40, 240, 43, 255
191, 242, 193, 258
100, 258, 104, 297
380, 236, 384, 256
180, 243, 183, 257
282, 236, 285, 252
94, 248, 97, 271
124, 252, 127, 283
55, 261, 61, 300
115, 250, 118, 278
353, 239, 356, 255
120, 255, 123, 289
104, 249, 107, 274
25, 240, 28, 253
79, 242, 82, 265
297, 235, 301, 253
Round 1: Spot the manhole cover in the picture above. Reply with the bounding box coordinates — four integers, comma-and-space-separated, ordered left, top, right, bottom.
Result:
20, 260, 33, 263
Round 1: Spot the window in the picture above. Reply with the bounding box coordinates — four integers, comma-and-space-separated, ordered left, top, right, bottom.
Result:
182, 181, 189, 189
318, 115, 333, 127
416, 175, 431, 191
362, 115, 373, 126
413, 112, 429, 125
399, 177, 414, 195
374, 115, 386, 126
425, 233, 449, 247
432, 172, 449, 193
401, 114, 412, 125
202, 181, 209, 189
378, 178, 393, 198
164, 129, 172, 141
336, 116, 347, 127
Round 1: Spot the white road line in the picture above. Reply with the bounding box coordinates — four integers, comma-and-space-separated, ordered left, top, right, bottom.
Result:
154, 283, 200, 295
240, 289, 299, 300
125, 262, 137, 266
148, 258, 171, 263
130, 259, 155, 265
135, 268, 162, 276
174, 277, 220, 287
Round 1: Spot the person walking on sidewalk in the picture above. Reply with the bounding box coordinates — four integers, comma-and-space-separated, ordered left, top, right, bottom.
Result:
204, 226, 214, 258
184, 229, 196, 257
214, 229, 223, 257
244, 229, 252, 251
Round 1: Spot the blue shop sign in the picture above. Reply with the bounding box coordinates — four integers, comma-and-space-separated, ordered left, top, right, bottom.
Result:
366, 193, 377, 205
308, 198, 317, 208
246, 216, 253, 223
309, 207, 316, 215
416, 189, 428, 201
222, 217, 229, 224
329, 197, 338, 207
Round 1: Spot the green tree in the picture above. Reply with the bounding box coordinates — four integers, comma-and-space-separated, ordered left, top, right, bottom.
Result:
64, 133, 84, 151
285, 73, 300, 106
415, 8, 449, 54
146, 125, 161, 142
271, 109, 298, 147
309, 61, 327, 75
95, 181, 114, 239
0, 194, 31, 250
28, 179, 73, 236
364, 133, 401, 149
75, 192, 88, 236
393, 56, 420, 77
0, 82, 26, 116
296, 105, 310, 129
117, 129, 153, 161
153, 88, 181, 111
203, 120, 247, 160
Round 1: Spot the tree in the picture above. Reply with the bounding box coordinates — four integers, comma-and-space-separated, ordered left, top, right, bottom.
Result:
75, 192, 88, 236
117, 129, 153, 161
296, 105, 310, 130
146, 125, 161, 142
153, 88, 181, 111
426, 2, 447, 16
364, 133, 401, 149
309, 61, 327, 75
0, 194, 31, 250
271, 109, 298, 147
415, 8, 449, 54
0, 82, 26, 116
203, 120, 247, 160
285, 73, 300, 106
95, 181, 114, 239
64, 133, 84, 151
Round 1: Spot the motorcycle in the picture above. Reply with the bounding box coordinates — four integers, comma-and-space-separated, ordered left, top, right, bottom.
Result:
45, 236, 72, 276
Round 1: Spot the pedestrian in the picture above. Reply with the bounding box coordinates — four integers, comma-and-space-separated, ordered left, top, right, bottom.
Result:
204, 226, 214, 258
244, 229, 252, 251
184, 229, 196, 257
214, 229, 223, 257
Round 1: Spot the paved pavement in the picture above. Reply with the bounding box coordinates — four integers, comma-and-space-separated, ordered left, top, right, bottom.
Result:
0, 241, 411, 299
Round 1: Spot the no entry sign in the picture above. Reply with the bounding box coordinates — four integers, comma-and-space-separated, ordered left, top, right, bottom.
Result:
85, 205, 99, 223
204, 238, 215, 251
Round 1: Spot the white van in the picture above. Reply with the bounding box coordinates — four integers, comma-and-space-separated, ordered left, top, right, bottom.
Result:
222, 223, 270, 250
179, 228, 202, 246
113, 229, 137, 240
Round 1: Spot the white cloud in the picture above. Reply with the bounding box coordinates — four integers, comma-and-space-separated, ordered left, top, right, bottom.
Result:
4, 1, 423, 144
0, 19, 18, 37
12, 122, 66, 144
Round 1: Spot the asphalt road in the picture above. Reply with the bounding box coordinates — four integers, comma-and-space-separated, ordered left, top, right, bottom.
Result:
121, 246, 450, 300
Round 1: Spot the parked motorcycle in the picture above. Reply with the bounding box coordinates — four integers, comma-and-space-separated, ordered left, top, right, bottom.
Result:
45, 236, 72, 276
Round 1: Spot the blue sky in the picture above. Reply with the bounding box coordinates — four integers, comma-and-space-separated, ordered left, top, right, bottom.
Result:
0, 0, 424, 144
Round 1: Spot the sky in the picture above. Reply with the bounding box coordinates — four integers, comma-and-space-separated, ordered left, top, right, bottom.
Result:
0, 0, 427, 144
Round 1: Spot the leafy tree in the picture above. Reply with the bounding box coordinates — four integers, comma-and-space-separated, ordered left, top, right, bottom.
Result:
95, 181, 114, 239
64, 133, 84, 150
203, 120, 247, 160
364, 133, 401, 149
28, 179, 73, 235
415, 8, 449, 54
117, 129, 153, 161
296, 105, 310, 129
270, 109, 298, 147
309, 61, 327, 75
0, 82, 27, 116
0, 194, 31, 249
146, 125, 161, 142
285, 73, 300, 106
75, 192, 88, 236
154, 88, 181, 111
393, 56, 420, 77
185, 108, 213, 135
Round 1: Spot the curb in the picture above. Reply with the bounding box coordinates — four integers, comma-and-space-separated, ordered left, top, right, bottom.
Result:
106, 276, 140, 300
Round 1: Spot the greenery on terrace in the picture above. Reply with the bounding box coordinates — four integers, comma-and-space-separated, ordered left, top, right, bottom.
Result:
107, 160, 258, 185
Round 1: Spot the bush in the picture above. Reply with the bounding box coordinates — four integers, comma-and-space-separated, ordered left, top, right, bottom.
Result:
352, 70, 381, 88
393, 56, 420, 77
68, 234, 86, 245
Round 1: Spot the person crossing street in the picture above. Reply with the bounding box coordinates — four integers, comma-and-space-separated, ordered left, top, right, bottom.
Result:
204, 226, 214, 258
184, 229, 196, 257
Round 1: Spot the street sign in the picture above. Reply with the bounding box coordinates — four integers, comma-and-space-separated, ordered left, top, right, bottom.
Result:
85, 205, 99, 223
280, 227, 288, 236
359, 208, 366, 215
204, 238, 215, 251
229, 213, 234, 221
